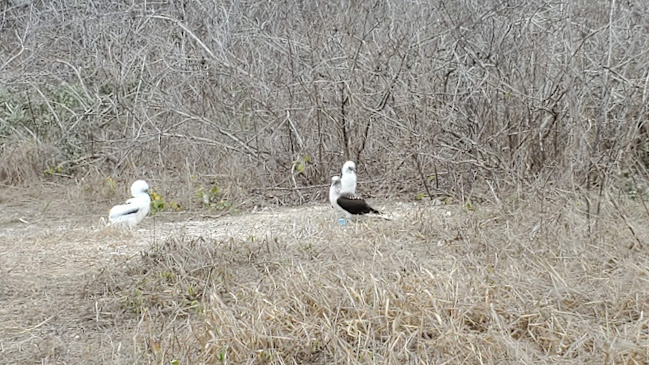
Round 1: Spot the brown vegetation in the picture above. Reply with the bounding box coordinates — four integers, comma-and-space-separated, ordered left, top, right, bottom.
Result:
2, 0, 649, 202
2, 0, 649, 363
2, 193, 649, 364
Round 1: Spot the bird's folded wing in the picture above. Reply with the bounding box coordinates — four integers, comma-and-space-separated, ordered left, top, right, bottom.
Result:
109, 203, 141, 219
338, 194, 368, 210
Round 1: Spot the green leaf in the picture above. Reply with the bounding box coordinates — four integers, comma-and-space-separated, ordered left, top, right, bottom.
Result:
218, 347, 227, 362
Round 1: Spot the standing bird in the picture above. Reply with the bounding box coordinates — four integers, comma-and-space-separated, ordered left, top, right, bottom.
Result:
329, 175, 381, 218
109, 180, 151, 228
329, 176, 343, 213
340, 160, 357, 194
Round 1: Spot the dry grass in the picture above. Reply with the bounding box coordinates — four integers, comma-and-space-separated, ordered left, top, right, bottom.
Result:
2, 0, 649, 362
1, 186, 648, 364
0, 141, 61, 184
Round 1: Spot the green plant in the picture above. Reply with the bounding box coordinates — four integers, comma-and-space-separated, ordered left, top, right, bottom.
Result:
195, 182, 232, 211
43, 165, 63, 176
292, 155, 312, 175
149, 189, 182, 215
217, 346, 227, 362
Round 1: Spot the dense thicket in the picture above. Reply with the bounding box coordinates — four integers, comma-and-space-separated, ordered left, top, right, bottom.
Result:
2, 0, 649, 204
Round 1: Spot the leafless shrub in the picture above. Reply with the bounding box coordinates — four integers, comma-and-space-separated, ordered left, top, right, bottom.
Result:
1, 0, 648, 204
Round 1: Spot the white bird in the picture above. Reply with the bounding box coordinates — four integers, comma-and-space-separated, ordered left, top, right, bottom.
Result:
340, 160, 357, 194
109, 180, 151, 228
329, 175, 380, 218
329, 175, 345, 216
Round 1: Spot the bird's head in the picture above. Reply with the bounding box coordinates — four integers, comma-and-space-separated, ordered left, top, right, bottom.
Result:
131, 180, 150, 196
342, 161, 356, 174
331, 175, 341, 186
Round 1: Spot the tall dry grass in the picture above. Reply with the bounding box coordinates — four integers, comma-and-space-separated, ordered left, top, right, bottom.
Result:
72, 198, 648, 364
